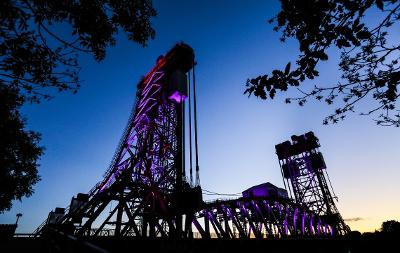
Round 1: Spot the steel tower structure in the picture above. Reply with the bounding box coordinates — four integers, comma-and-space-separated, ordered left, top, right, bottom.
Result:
39, 43, 202, 238
36, 44, 346, 240
275, 132, 350, 235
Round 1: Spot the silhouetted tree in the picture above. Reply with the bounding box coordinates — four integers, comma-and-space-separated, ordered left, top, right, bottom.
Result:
1, 0, 156, 102
245, 0, 400, 126
0, 85, 43, 212
0, 0, 156, 211
381, 220, 400, 233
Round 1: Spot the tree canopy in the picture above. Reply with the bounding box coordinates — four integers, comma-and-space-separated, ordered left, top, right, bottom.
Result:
1, 0, 156, 103
0, 85, 43, 212
0, 0, 156, 211
245, 0, 400, 126
381, 220, 400, 233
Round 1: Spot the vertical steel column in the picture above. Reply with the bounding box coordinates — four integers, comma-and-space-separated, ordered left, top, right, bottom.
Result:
115, 190, 124, 236
182, 100, 186, 180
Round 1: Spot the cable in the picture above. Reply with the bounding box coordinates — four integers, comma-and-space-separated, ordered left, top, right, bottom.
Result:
187, 71, 193, 186
202, 189, 242, 196
192, 60, 200, 186
202, 193, 241, 196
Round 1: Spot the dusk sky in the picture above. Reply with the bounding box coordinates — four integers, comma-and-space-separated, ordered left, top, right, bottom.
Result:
1, 0, 399, 233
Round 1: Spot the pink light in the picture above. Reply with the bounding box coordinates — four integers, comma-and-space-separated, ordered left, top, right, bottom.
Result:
168, 91, 187, 103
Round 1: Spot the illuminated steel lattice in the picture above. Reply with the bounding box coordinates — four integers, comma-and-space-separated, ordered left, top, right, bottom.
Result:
275, 132, 350, 235
36, 45, 342, 239
192, 198, 334, 238
36, 44, 197, 238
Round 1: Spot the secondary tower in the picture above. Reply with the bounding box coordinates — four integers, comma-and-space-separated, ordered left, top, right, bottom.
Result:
275, 132, 350, 235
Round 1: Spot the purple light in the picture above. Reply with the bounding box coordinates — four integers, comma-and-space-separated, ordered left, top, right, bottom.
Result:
263, 201, 272, 214
168, 91, 187, 103
310, 214, 314, 234
98, 70, 165, 193
317, 218, 321, 235
293, 208, 298, 233
283, 219, 288, 235
284, 206, 289, 235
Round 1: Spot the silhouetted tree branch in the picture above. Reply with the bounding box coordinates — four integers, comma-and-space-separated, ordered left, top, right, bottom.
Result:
245, 0, 400, 126
1, 0, 156, 103
0, 0, 156, 211
0, 85, 43, 212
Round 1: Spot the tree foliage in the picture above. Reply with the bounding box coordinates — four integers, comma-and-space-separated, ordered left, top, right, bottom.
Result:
1, 0, 156, 103
0, 85, 43, 212
245, 0, 400, 126
0, 0, 156, 211
381, 220, 400, 233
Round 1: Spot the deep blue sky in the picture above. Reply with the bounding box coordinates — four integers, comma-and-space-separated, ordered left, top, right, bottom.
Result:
1, 0, 399, 233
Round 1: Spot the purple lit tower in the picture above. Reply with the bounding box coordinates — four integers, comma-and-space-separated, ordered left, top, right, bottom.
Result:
35, 45, 342, 240
37, 43, 202, 238
275, 132, 351, 235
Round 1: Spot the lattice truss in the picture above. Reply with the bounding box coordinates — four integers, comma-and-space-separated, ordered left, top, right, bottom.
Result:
276, 133, 351, 235
37, 44, 343, 238
35, 44, 193, 237
193, 199, 333, 238
282, 152, 337, 216
73, 71, 181, 237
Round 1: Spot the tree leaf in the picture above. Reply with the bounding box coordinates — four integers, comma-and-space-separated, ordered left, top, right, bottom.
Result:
285, 62, 291, 75
375, 0, 384, 10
